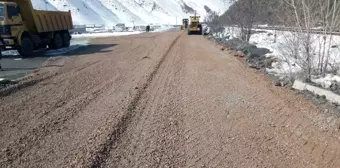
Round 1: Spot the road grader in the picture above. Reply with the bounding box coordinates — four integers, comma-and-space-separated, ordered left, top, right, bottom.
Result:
187, 14, 202, 35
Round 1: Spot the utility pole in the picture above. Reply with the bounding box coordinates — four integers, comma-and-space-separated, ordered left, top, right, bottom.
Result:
129, 20, 135, 31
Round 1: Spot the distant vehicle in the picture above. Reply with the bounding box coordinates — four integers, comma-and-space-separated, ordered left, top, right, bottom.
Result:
70, 25, 86, 34
181, 19, 189, 30
116, 23, 126, 32
0, 0, 73, 56
135, 26, 146, 31
126, 27, 134, 32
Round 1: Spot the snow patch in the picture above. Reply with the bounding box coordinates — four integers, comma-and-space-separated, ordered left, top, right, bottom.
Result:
311, 74, 340, 89
225, 27, 340, 76
224, 27, 340, 91
45, 45, 86, 56
71, 31, 142, 38
249, 30, 340, 76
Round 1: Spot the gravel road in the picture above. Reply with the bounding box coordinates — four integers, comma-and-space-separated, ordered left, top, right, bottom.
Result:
1, 31, 340, 168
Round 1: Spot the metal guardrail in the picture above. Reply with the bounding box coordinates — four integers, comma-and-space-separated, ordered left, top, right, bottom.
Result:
224, 25, 340, 36
252, 26, 340, 36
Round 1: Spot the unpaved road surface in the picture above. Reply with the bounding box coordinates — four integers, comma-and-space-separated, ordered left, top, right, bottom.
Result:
1, 31, 340, 168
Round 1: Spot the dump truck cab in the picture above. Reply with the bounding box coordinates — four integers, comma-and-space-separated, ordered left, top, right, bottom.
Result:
0, 0, 73, 56
0, 1, 22, 47
188, 14, 202, 35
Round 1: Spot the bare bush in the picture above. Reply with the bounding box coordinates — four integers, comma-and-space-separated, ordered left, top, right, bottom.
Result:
204, 11, 225, 38
317, 0, 340, 74
282, 0, 340, 80
222, 0, 268, 42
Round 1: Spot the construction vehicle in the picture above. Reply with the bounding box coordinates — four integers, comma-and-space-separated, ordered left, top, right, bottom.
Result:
181, 18, 188, 30
188, 13, 202, 35
0, 0, 73, 57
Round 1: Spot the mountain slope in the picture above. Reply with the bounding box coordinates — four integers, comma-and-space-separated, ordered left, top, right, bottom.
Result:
32, 0, 231, 26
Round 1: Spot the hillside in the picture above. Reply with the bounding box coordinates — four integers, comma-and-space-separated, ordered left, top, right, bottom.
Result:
32, 0, 231, 26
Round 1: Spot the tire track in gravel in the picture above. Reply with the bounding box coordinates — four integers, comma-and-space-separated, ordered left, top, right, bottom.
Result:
0, 43, 139, 149
0, 34, 163, 167
0, 35, 143, 97
103, 30, 186, 168
0, 38, 138, 131
67, 32, 183, 168
0, 74, 122, 166
3, 31, 339, 168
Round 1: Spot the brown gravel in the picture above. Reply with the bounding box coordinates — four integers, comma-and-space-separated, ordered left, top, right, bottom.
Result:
1, 31, 340, 168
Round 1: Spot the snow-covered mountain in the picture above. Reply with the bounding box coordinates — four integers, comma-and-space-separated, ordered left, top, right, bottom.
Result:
32, 0, 231, 26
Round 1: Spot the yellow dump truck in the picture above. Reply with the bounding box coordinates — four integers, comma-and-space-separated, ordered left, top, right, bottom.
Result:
0, 0, 73, 56
188, 14, 202, 35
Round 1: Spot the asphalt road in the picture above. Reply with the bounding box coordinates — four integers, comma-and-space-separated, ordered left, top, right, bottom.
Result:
0, 38, 89, 80
0, 29, 179, 80
1, 30, 340, 168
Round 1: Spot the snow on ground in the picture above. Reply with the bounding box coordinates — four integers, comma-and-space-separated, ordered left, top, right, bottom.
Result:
1, 32, 141, 56
152, 26, 177, 32
3, 27, 173, 57
224, 27, 340, 90
48, 30, 150, 55
45, 40, 88, 56
249, 30, 340, 76
71, 31, 142, 38
2, 50, 19, 56
1, 38, 90, 57
71, 25, 175, 39
32, 31, 142, 56
311, 74, 340, 89
45, 45, 85, 56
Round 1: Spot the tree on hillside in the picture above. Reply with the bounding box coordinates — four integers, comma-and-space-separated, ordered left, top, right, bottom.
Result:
316, 0, 340, 74
281, 0, 340, 80
204, 11, 225, 36
220, 0, 340, 80
223, 0, 266, 42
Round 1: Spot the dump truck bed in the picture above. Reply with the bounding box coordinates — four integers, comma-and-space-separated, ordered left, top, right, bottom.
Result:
11, 0, 73, 33
33, 10, 73, 33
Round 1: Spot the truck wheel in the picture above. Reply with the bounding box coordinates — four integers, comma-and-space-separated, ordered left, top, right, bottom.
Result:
18, 38, 34, 57
198, 25, 203, 35
49, 33, 63, 49
63, 33, 71, 47
39, 43, 47, 49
